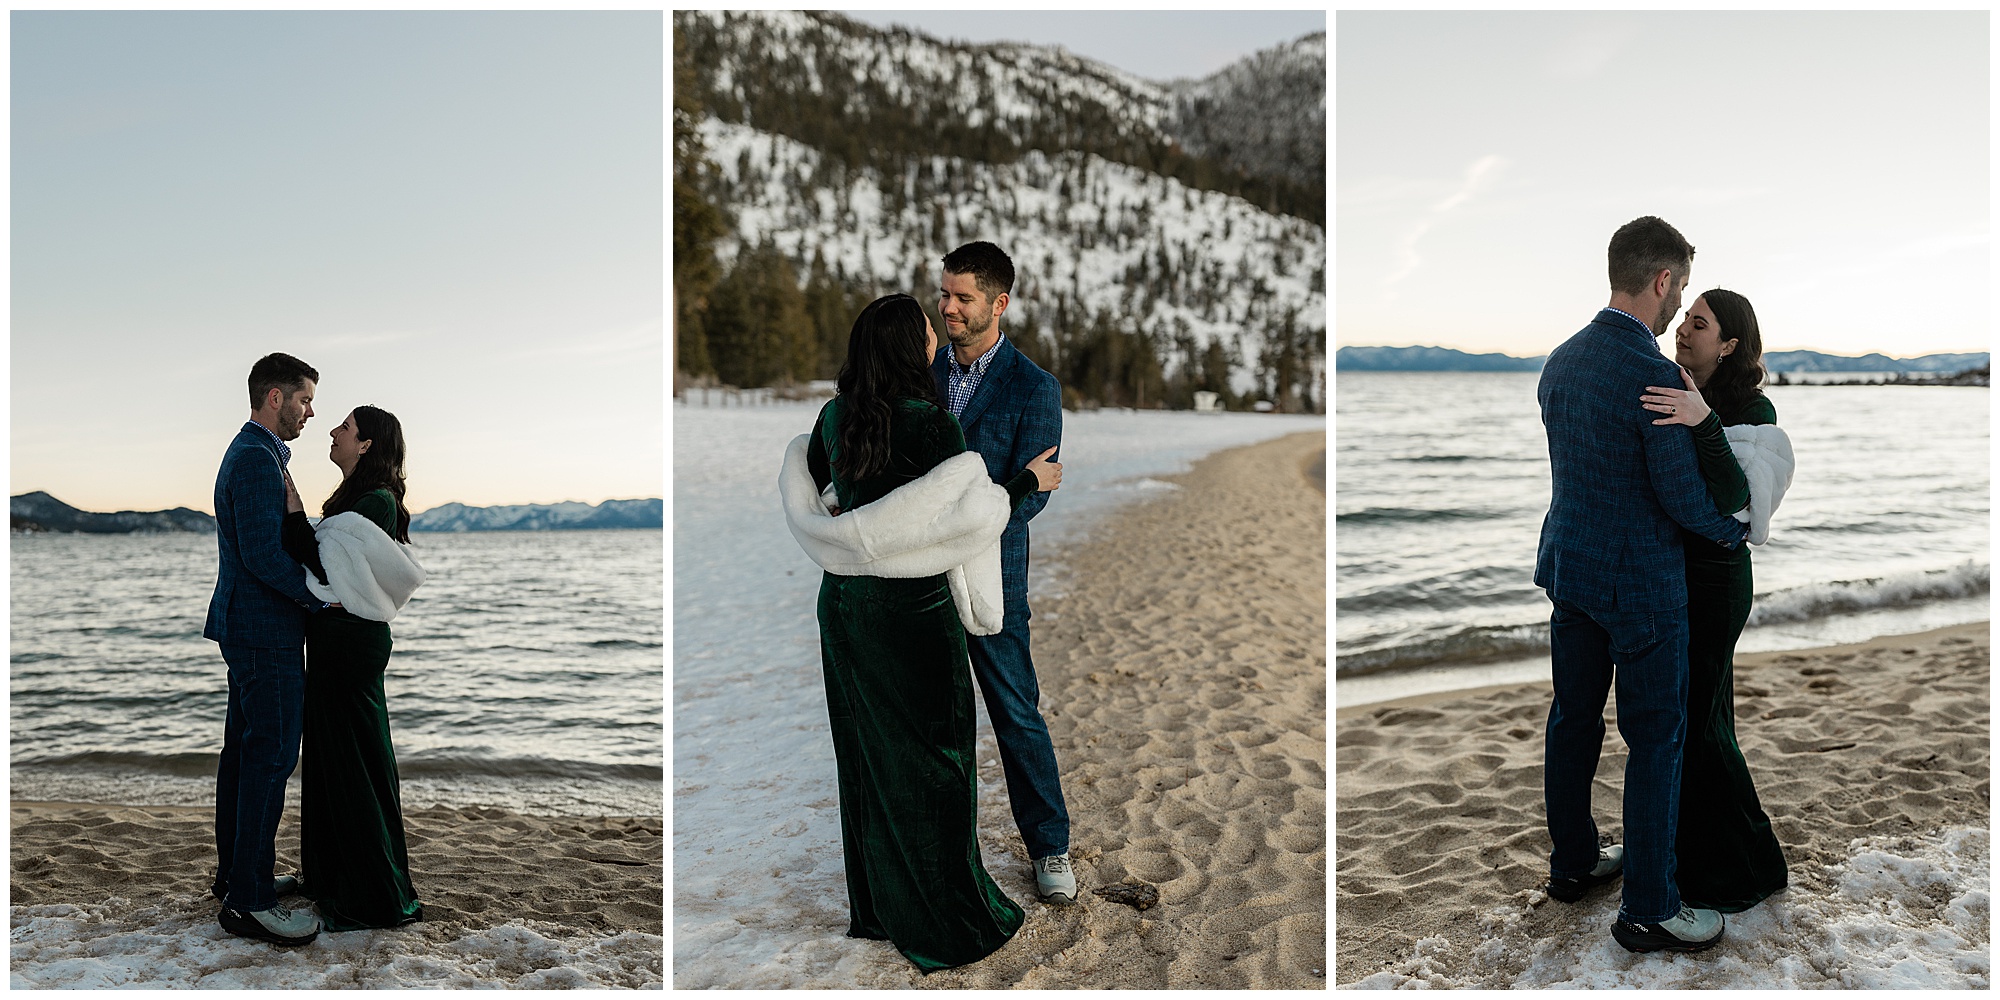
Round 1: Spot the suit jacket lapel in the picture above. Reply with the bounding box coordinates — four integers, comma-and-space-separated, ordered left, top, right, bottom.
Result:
954, 337, 1018, 432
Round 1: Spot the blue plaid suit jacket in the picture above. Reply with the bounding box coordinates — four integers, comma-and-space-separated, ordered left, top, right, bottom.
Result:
1534, 310, 1746, 613
203, 422, 317, 647
933, 336, 1062, 608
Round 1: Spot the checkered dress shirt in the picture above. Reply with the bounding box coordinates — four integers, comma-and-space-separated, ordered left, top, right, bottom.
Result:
252, 421, 292, 468
946, 333, 1006, 418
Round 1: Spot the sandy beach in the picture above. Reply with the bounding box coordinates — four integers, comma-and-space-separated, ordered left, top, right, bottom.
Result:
1335, 621, 1990, 988
11, 801, 663, 988
900, 428, 1326, 989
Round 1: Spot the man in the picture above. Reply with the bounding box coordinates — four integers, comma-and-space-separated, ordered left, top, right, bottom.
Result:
205, 352, 332, 946
1534, 217, 1749, 954
930, 241, 1074, 904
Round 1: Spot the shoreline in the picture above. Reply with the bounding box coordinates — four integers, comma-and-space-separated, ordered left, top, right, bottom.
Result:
11, 799, 663, 987
1336, 620, 1993, 721
1337, 594, 1993, 710
754, 428, 1327, 989
1335, 619, 1989, 987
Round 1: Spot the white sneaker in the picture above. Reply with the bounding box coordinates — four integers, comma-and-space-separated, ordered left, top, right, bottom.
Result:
1034, 852, 1077, 905
1612, 904, 1724, 953
219, 903, 321, 946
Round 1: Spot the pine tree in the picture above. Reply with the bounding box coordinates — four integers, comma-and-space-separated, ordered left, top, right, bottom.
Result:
707, 241, 813, 388
805, 248, 852, 379
673, 30, 727, 379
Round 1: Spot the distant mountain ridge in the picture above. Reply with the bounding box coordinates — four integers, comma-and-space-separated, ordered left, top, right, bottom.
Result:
1336, 345, 1544, 371
1762, 350, 1989, 373
10, 493, 663, 534
409, 499, 663, 533
10, 492, 214, 534
1339, 345, 1989, 373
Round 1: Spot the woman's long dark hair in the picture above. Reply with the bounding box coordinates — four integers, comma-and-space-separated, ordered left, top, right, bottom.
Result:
322, 404, 412, 543
834, 293, 941, 483
1697, 288, 1766, 418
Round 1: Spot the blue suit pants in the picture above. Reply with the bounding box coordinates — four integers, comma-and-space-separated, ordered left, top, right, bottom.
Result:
214, 643, 305, 912
966, 606, 1070, 860
1544, 598, 1689, 924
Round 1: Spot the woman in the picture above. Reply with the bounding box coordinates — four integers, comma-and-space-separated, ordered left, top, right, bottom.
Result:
281, 405, 425, 931
1641, 289, 1790, 912
787, 293, 1060, 972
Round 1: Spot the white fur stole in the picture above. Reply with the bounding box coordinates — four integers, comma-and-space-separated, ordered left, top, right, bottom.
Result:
780, 433, 1008, 635
1725, 423, 1795, 547
304, 512, 427, 623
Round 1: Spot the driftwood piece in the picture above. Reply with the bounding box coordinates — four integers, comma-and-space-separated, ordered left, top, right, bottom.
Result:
1091, 881, 1159, 910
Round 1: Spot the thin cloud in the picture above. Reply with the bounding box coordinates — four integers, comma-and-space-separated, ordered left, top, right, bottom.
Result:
1383, 154, 1507, 293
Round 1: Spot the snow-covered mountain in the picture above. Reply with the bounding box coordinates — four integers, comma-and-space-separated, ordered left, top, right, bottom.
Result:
1762, 350, 1989, 373
410, 499, 663, 533
675, 10, 1325, 406
1170, 32, 1325, 192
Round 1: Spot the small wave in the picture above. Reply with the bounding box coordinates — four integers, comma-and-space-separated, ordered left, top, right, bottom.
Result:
13, 750, 662, 783
1390, 454, 1536, 464
1337, 506, 1503, 525
1749, 561, 1990, 626
397, 755, 661, 781
1338, 566, 1541, 613
14, 750, 220, 777
11, 652, 67, 664
1338, 562, 1991, 677
1336, 623, 1550, 677
586, 639, 664, 650
1789, 519, 1942, 535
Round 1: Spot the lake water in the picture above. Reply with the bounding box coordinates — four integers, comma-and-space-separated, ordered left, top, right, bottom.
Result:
1335, 372, 1988, 702
10, 529, 663, 817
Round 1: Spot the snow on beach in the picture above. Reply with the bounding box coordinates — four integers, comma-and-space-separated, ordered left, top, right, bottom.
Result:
1335, 622, 1990, 989
671, 402, 1322, 987
10, 801, 663, 988
11, 902, 661, 989
1348, 826, 1989, 990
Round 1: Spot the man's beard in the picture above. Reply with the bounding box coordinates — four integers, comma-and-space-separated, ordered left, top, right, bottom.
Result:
1652, 287, 1682, 337
276, 404, 303, 440
946, 310, 992, 347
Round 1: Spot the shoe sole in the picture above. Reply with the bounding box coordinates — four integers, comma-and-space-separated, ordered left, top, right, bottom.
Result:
1612, 921, 1723, 954
1038, 888, 1077, 906
218, 909, 319, 947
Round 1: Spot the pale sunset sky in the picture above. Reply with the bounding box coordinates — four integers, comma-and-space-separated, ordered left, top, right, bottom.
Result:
1337, 11, 1989, 359
12, 11, 663, 515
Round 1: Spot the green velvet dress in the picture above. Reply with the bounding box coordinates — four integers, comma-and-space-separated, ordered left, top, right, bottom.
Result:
1677, 392, 1788, 912
285, 488, 424, 931
806, 397, 1037, 972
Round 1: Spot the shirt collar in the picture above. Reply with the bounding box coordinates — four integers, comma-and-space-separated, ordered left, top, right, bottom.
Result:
949, 331, 1005, 374
248, 419, 292, 467
1603, 307, 1656, 337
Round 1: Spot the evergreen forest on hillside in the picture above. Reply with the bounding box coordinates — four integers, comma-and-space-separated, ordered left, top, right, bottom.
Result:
672, 13, 1327, 413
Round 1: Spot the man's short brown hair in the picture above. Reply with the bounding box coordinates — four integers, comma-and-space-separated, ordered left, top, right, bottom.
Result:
1608, 216, 1694, 296
248, 353, 319, 410
941, 241, 1015, 301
